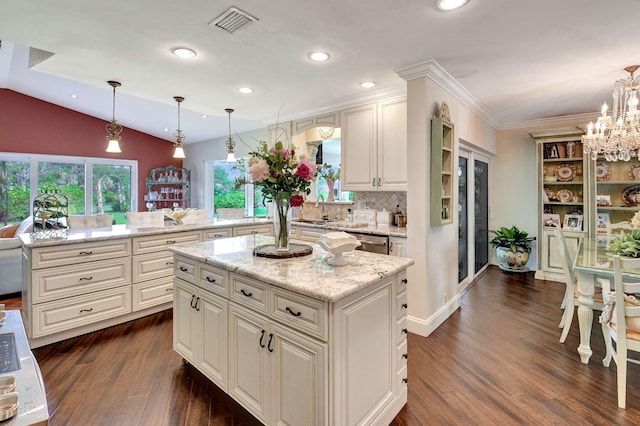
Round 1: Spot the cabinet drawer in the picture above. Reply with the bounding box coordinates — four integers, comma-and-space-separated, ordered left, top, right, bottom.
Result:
296, 227, 325, 243
397, 339, 408, 372
31, 286, 131, 338
175, 257, 198, 283
398, 271, 408, 294
133, 252, 175, 283
204, 228, 232, 240
229, 273, 268, 313
32, 239, 131, 269
270, 287, 328, 340
396, 315, 407, 345
32, 257, 131, 303
132, 231, 201, 255
132, 276, 173, 311
397, 290, 407, 319
232, 225, 272, 237
198, 263, 228, 296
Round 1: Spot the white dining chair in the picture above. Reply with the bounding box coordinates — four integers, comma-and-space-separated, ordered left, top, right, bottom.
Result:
125, 211, 165, 227
180, 209, 209, 224
67, 214, 113, 230
216, 208, 245, 219
602, 255, 640, 409
554, 228, 603, 343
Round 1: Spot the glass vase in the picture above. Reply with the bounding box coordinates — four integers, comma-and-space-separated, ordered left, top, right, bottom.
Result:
273, 193, 292, 252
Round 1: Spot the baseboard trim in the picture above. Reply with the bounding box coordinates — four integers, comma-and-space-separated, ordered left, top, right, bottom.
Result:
406, 293, 461, 337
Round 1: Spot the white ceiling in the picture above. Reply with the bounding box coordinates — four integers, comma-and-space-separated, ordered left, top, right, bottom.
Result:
1, 0, 639, 145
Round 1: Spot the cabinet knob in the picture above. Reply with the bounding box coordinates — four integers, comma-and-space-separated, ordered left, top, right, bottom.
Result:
401, 278, 408, 284
401, 303, 408, 309
402, 328, 408, 334
403, 353, 408, 359
402, 378, 408, 384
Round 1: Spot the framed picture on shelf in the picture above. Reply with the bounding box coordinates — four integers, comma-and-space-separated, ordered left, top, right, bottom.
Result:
563, 214, 583, 231
543, 213, 561, 229
596, 213, 610, 234
597, 194, 611, 206
545, 144, 560, 159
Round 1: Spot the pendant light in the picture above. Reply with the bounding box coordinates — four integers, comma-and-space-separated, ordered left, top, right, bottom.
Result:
225, 108, 236, 162
172, 96, 186, 159
105, 81, 123, 153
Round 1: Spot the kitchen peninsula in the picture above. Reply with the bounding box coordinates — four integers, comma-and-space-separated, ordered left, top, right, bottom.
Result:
18, 218, 271, 348
168, 235, 414, 426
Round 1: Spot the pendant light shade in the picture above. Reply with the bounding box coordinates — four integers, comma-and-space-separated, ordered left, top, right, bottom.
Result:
173, 96, 186, 159
105, 81, 123, 153
225, 108, 236, 162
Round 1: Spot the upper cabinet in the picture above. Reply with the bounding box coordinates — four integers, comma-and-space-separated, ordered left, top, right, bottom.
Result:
341, 98, 407, 191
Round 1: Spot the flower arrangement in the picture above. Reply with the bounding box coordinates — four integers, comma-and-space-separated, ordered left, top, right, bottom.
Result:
238, 140, 316, 250
610, 212, 640, 257
317, 163, 340, 182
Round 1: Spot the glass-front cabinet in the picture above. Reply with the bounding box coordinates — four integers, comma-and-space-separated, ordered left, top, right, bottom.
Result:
145, 165, 190, 211
592, 158, 640, 232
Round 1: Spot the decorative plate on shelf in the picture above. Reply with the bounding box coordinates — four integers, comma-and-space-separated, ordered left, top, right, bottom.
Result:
630, 164, 640, 181
556, 189, 574, 203
554, 164, 576, 182
595, 162, 611, 181
623, 185, 640, 206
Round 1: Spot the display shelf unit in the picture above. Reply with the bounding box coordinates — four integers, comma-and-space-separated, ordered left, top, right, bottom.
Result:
593, 158, 640, 228
531, 127, 587, 282
145, 165, 190, 211
430, 116, 454, 226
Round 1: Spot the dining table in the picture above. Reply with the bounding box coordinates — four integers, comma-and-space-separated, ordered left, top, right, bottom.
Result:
573, 237, 640, 364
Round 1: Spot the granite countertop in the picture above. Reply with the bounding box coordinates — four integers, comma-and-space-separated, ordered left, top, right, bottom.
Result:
168, 235, 414, 303
292, 219, 408, 238
18, 218, 271, 248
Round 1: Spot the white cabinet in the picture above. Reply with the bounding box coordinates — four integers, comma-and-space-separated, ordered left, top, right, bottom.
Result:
389, 236, 407, 258
233, 224, 272, 236
293, 225, 325, 243
204, 227, 233, 240
341, 98, 407, 191
174, 278, 228, 390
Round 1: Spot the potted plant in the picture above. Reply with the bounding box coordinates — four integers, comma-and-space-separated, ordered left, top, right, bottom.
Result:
489, 225, 535, 272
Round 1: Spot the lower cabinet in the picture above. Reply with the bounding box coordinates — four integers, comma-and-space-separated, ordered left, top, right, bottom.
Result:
293, 225, 325, 243
389, 236, 407, 257
535, 229, 584, 282
228, 303, 326, 425
174, 279, 228, 390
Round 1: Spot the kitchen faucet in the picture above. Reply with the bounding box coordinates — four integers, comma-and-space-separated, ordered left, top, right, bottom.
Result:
315, 195, 328, 220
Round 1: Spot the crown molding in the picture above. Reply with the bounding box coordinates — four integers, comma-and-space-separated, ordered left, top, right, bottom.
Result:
497, 112, 597, 131
395, 59, 500, 129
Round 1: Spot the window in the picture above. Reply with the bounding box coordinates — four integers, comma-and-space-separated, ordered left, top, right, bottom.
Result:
0, 153, 137, 225
206, 160, 268, 218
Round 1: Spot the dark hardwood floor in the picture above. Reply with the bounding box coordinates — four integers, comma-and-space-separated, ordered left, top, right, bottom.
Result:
5, 267, 640, 425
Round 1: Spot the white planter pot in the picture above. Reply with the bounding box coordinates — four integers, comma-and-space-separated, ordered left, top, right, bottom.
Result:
495, 246, 530, 272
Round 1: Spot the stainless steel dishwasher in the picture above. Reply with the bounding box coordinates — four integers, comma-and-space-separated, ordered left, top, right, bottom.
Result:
345, 232, 389, 255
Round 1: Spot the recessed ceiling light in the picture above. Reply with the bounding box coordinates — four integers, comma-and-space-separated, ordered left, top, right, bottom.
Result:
308, 51, 330, 62
201, 114, 208, 119
437, 0, 468, 11
360, 81, 376, 88
173, 47, 197, 59
70, 94, 78, 99
163, 127, 170, 132
238, 87, 254, 94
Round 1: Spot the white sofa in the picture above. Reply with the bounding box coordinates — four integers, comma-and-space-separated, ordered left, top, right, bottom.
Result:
0, 217, 33, 296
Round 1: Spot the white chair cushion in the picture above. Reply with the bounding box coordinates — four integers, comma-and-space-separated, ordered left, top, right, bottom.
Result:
126, 211, 165, 227
181, 209, 209, 224
68, 214, 112, 230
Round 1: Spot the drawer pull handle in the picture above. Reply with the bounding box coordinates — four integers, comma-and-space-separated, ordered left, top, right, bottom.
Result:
190, 294, 196, 309
401, 303, 408, 309
403, 353, 408, 359
213, 233, 223, 237
194, 297, 200, 311
259, 329, 266, 348
402, 378, 408, 384
378, 177, 381, 186
402, 328, 408, 335
166, 240, 176, 244
240, 289, 253, 297
165, 288, 173, 292
401, 278, 408, 284
79, 251, 93, 255
285, 307, 302, 317
206, 276, 216, 283
166, 261, 174, 266
80, 308, 93, 313
372, 178, 376, 187
267, 333, 274, 352
179, 266, 189, 272
251, 231, 258, 234
79, 276, 93, 281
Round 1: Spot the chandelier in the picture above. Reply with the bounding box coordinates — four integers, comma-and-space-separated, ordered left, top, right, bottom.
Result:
582, 65, 640, 161
172, 96, 186, 159
105, 81, 123, 153
225, 108, 236, 162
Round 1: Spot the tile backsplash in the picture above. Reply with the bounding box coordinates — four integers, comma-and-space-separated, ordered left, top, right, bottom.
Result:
297, 191, 407, 221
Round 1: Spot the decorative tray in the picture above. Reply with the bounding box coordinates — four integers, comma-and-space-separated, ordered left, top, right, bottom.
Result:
554, 164, 576, 182
595, 162, 611, 181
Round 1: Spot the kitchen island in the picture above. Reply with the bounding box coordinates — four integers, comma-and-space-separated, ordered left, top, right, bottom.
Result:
168, 234, 414, 426
19, 218, 271, 348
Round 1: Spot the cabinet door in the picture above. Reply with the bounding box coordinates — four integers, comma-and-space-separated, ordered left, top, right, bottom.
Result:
389, 237, 407, 258
228, 303, 270, 423
270, 323, 326, 426
341, 104, 377, 191
199, 291, 228, 390
377, 98, 407, 191
173, 280, 198, 363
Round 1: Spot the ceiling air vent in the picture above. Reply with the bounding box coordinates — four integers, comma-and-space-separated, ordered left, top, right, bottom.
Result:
209, 6, 258, 34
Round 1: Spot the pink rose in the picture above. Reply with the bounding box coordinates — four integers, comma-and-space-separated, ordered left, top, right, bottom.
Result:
295, 159, 316, 181
249, 159, 270, 182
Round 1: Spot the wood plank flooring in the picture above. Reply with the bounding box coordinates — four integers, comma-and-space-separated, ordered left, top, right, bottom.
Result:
5, 267, 640, 425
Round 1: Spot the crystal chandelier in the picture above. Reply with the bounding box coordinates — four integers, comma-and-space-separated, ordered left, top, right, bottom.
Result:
225, 108, 236, 162
582, 65, 640, 161
105, 81, 123, 153
172, 96, 186, 159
